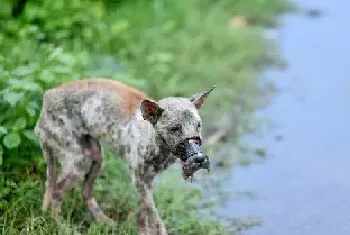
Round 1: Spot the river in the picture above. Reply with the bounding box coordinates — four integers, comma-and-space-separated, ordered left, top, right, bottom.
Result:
220, 0, 350, 234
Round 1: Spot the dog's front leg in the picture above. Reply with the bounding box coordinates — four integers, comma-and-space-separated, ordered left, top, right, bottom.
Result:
132, 170, 168, 235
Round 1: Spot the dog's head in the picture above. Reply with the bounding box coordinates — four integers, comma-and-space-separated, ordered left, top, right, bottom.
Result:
140, 85, 216, 180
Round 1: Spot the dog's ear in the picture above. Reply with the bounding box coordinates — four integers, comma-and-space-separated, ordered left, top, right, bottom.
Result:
189, 85, 217, 109
140, 99, 164, 125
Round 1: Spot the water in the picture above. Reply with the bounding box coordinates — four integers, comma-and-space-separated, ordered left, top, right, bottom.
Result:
221, 0, 350, 234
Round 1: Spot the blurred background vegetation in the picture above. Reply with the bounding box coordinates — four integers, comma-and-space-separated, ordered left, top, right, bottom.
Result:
0, 0, 296, 234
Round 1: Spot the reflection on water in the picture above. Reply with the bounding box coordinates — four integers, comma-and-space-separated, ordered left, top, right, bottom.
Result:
221, 0, 350, 234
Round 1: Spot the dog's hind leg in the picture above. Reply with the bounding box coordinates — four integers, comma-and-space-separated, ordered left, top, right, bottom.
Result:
40, 141, 81, 220
51, 165, 80, 219
41, 143, 57, 212
81, 136, 113, 223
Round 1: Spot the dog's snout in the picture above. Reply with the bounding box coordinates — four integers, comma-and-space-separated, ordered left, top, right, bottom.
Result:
194, 154, 208, 164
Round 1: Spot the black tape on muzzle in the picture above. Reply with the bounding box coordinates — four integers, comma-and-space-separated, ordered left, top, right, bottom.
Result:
181, 138, 210, 169
183, 139, 203, 160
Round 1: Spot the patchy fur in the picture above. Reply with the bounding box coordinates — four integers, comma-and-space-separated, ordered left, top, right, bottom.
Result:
34, 77, 215, 235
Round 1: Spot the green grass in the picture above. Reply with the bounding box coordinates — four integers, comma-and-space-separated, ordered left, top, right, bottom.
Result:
0, 150, 234, 235
0, 0, 297, 234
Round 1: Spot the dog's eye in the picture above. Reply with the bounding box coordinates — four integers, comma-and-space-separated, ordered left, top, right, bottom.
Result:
169, 125, 182, 132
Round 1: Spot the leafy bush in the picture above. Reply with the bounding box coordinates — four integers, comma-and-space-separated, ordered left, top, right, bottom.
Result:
0, 25, 88, 168
0, 0, 296, 169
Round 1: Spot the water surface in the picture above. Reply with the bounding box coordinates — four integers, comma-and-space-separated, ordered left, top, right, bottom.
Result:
222, 0, 350, 234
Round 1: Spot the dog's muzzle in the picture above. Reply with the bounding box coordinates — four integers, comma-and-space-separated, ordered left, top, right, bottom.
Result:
180, 138, 210, 181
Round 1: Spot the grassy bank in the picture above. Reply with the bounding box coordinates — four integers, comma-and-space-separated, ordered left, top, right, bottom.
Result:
0, 0, 296, 234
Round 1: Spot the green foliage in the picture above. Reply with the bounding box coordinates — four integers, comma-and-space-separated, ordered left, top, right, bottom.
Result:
0, 0, 296, 233
0, 151, 235, 234
0, 25, 86, 168
0, 0, 296, 168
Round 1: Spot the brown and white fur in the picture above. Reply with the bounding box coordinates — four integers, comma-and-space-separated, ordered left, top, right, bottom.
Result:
34, 78, 215, 235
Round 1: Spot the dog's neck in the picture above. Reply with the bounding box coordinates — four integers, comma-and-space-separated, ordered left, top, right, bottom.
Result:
104, 107, 175, 171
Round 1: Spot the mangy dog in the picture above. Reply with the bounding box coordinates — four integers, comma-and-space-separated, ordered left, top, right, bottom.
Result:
34, 78, 216, 235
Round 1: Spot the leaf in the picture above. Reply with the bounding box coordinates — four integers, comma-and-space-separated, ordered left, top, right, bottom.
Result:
23, 130, 38, 143
26, 101, 39, 117
56, 53, 76, 66
0, 127, 7, 137
111, 19, 129, 36
12, 117, 27, 131
47, 47, 64, 61
11, 64, 37, 76
3, 133, 21, 149
0, 145, 3, 166
39, 70, 55, 84
52, 65, 74, 74
26, 106, 36, 117
3, 91, 24, 107
8, 79, 42, 92
163, 20, 177, 32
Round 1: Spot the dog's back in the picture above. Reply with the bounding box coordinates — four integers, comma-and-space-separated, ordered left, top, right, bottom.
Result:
36, 78, 149, 139
42, 78, 149, 117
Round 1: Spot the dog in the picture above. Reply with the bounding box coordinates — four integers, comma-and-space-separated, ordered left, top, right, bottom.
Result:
34, 78, 215, 235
